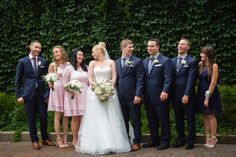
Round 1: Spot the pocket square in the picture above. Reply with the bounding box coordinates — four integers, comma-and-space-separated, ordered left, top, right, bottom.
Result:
155, 64, 162, 67
127, 65, 135, 68
39, 65, 45, 68
183, 65, 189, 67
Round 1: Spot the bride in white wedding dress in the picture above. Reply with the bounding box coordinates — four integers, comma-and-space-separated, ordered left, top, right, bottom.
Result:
75, 43, 131, 155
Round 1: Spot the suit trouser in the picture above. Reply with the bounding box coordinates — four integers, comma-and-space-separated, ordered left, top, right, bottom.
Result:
120, 99, 142, 144
24, 89, 48, 142
145, 100, 170, 144
172, 100, 196, 144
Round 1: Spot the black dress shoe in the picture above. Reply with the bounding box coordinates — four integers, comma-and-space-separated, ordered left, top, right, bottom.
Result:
186, 143, 194, 150
157, 143, 169, 150
142, 141, 159, 148
173, 141, 185, 148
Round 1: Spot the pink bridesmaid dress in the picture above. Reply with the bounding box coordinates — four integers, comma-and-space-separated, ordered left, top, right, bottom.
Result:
48, 63, 67, 112
63, 65, 88, 116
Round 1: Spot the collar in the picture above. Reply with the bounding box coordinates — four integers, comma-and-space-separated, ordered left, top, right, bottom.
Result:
122, 55, 131, 61
178, 53, 187, 60
150, 53, 160, 59
29, 53, 38, 60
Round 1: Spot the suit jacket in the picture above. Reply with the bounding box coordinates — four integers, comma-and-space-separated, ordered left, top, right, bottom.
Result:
171, 55, 197, 100
15, 55, 49, 101
115, 55, 144, 101
143, 54, 174, 104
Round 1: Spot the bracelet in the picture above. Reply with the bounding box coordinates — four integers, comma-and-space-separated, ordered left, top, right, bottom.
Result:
205, 90, 211, 98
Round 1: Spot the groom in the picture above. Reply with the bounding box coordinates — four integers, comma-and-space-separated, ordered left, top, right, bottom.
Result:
115, 39, 144, 151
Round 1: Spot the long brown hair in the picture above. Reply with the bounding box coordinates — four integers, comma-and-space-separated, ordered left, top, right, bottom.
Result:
52, 45, 68, 64
199, 45, 215, 80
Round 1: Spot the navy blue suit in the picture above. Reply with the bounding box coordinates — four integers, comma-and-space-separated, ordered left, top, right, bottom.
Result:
15, 55, 49, 142
143, 54, 173, 145
115, 55, 144, 144
171, 55, 197, 145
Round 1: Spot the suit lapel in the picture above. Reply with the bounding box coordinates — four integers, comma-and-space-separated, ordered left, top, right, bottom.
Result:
149, 54, 162, 75
27, 56, 37, 76
144, 58, 149, 76
178, 55, 189, 74
117, 58, 124, 76
123, 56, 131, 76
173, 57, 178, 75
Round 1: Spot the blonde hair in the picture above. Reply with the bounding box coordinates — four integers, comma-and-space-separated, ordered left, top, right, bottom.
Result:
93, 42, 106, 55
98, 42, 106, 48
120, 39, 133, 49
52, 45, 68, 64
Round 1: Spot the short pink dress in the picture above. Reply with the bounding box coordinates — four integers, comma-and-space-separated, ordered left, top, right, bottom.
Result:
63, 65, 88, 116
48, 63, 68, 112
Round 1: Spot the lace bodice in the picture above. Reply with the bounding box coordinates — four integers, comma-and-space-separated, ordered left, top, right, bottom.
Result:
94, 66, 112, 82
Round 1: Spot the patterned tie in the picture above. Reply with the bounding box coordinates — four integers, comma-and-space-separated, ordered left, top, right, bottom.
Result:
32, 57, 38, 75
148, 57, 154, 74
176, 57, 182, 72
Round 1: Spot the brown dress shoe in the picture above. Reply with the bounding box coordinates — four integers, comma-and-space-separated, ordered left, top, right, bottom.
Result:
131, 144, 141, 151
42, 140, 56, 146
32, 142, 41, 150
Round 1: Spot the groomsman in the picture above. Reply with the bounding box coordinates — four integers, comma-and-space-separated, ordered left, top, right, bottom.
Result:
171, 38, 197, 149
142, 38, 173, 150
115, 39, 144, 151
15, 40, 55, 149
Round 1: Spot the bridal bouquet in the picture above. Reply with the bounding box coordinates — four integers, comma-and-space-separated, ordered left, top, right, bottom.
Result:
92, 80, 114, 102
64, 80, 83, 99
44, 73, 58, 91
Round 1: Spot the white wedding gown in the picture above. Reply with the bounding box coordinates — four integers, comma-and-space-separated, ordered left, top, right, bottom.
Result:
75, 66, 131, 155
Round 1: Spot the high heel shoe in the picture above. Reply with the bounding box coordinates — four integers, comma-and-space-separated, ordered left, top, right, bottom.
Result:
204, 134, 211, 148
72, 139, 77, 148
56, 138, 65, 148
63, 137, 69, 148
206, 136, 218, 148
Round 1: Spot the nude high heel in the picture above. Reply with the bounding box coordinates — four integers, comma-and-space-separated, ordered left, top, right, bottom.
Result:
206, 136, 218, 148
56, 138, 65, 148
204, 134, 211, 148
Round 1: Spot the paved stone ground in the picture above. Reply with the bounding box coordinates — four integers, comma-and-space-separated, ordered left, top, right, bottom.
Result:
0, 142, 236, 157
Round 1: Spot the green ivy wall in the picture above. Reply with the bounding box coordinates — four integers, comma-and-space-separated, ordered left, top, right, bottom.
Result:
0, 0, 236, 92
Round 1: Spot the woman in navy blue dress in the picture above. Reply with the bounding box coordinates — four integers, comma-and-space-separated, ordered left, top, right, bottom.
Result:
197, 46, 222, 148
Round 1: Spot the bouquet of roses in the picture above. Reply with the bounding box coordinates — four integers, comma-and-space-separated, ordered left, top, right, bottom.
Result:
44, 73, 58, 91
92, 80, 114, 102
64, 80, 83, 99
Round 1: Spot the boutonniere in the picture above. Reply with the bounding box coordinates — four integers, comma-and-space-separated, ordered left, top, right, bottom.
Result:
181, 59, 188, 67
125, 60, 135, 67
38, 61, 42, 66
181, 59, 187, 65
152, 59, 160, 65
38, 61, 45, 68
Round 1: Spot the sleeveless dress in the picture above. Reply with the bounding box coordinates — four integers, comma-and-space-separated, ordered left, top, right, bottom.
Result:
75, 66, 131, 155
48, 63, 67, 112
197, 69, 222, 115
63, 65, 88, 116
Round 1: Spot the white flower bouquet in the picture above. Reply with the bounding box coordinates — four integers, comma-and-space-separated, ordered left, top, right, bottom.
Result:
92, 80, 114, 102
44, 73, 58, 91
64, 80, 83, 99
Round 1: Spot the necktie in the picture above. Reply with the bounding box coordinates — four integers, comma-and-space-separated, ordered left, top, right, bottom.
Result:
148, 57, 154, 74
176, 57, 182, 72
121, 58, 126, 69
32, 58, 38, 75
